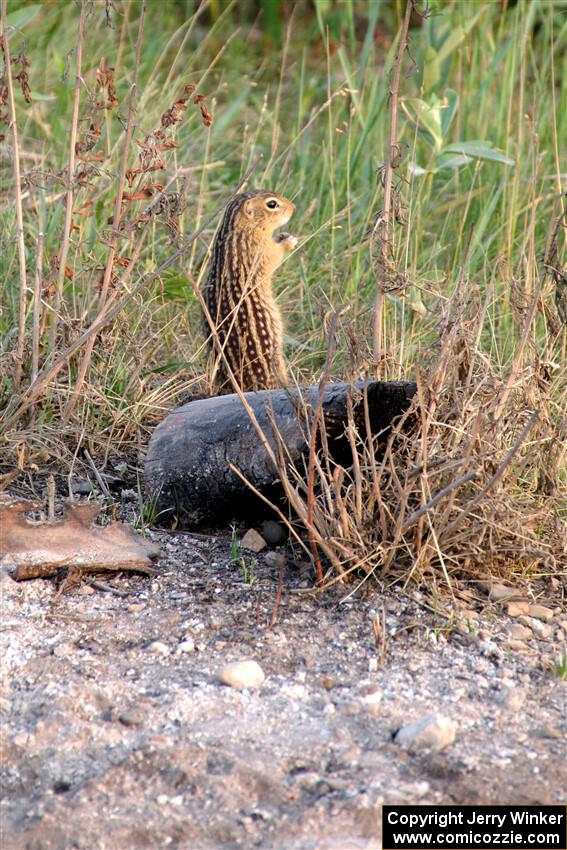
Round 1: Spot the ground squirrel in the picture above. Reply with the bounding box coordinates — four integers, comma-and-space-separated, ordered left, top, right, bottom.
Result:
201, 190, 297, 393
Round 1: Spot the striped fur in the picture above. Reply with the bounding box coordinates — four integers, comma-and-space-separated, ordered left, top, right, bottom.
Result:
201, 190, 295, 393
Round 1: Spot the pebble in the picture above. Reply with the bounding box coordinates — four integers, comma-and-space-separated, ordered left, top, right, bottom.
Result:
506, 639, 529, 652
71, 479, 93, 495
507, 601, 530, 617
361, 686, 382, 707
394, 713, 457, 753
525, 618, 553, 640
218, 660, 265, 689
489, 583, 522, 602
265, 551, 286, 570
241, 529, 267, 553
497, 687, 528, 711
480, 639, 501, 658
507, 623, 532, 641
177, 638, 195, 654
533, 724, 563, 740
148, 641, 170, 656
261, 520, 287, 546
527, 604, 554, 622
118, 710, 142, 727
53, 641, 74, 658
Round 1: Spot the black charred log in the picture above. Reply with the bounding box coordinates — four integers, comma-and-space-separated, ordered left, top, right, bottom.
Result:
144, 380, 416, 529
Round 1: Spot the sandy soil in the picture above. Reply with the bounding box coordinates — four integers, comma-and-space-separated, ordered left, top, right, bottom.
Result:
1, 507, 566, 850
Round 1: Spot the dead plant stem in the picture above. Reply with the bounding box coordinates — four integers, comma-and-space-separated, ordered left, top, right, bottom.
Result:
441, 410, 540, 540
400, 471, 478, 534
31, 231, 44, 382
1, 169, 257, 432
307, 314, 337, 583
1, 0, 28, 389
372, 0, 413, 365
49, 0, 86, 354
67, 0, 147, 415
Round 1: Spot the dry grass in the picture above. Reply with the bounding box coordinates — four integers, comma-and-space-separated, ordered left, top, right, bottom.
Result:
1, 1, 565, 591
278, 294, 566, 593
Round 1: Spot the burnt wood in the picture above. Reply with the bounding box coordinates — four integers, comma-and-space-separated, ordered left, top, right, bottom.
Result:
144, 380, 416, 528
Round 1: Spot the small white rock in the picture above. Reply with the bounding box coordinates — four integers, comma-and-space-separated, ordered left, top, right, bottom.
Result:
177, 639, 195, 654
394, 713, 457, 753
148, 641, 170, 656
362, 689, 382, 706
527, 618, 553, 639
218, 660, 265, 689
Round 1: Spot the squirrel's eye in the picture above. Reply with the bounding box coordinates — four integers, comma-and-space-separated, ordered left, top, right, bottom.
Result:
266, 199, 278, 209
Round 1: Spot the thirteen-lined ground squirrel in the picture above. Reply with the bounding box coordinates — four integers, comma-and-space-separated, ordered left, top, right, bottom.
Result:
201, 190, 297, 393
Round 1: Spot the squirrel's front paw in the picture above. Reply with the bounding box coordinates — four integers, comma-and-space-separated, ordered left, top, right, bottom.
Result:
275, 232, 298, 251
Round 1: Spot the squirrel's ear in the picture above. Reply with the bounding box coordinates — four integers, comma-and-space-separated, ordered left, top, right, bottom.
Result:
242, 200, 254, 219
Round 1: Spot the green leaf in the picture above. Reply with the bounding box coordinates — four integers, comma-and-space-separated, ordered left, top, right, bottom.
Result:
443, 141, 515, 166
422, 8, 486, 93
435, 153, 473, 171
422, 46, 440, 94
435, 8, 486, 67
401, 98, 443, 151
408, 161, 430, 176
7, 4, 42, 34
260, 0, 282, 45
467, 182, 505, 269
145, 362, 189, 375
29, 92, 57, 102
440, 89, 459, 137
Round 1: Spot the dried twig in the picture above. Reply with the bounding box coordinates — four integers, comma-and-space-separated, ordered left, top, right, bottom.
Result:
31, 230, 44, 382
307, 314, 338, 583
49, 0, 87, 354
371, 0, 414, 365
83, 449, 111, 497
268, 553, 285, 629
440, 410, 540, 540
1, 0, 28, 389
400, 471, 478, 534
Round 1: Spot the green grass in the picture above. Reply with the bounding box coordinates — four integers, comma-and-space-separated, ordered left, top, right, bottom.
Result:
1, 0, 565, 463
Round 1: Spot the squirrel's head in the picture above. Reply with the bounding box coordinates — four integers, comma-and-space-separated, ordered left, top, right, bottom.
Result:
235, 191, 295, 233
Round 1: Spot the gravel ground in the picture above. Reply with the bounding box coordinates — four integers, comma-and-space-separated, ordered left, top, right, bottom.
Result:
1, 512, 566, 850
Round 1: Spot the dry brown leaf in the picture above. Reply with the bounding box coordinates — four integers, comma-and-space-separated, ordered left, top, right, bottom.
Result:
0, 497, 159, 581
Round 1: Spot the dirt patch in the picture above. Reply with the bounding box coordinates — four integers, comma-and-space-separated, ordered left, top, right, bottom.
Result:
1, 516, 566, 850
